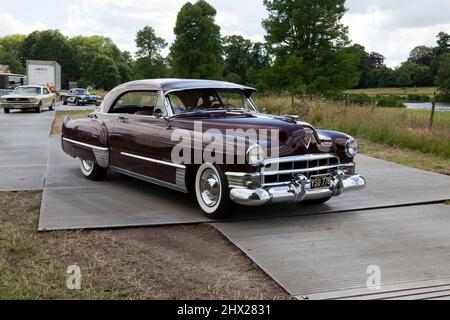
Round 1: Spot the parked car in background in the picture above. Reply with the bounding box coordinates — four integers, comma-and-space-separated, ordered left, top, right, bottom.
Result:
61, 88, 102, 106
0, 85, 56, 113
61, 79, 366, 219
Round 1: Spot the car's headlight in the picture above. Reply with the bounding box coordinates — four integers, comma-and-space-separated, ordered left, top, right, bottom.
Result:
0, 97, 6, 103
345, 139, 359, 157
29, 97, 38, 103
247, 144, 266, 166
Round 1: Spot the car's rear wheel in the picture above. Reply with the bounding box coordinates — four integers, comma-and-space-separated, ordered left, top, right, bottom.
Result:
195, 163, 234, 220
79, 158, 106, 181
62, 97, 67, 105
3, 108, 9, 114
75, 98, 80, 106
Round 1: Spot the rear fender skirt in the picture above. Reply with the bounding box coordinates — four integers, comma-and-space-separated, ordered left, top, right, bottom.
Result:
61, 117, 110, 168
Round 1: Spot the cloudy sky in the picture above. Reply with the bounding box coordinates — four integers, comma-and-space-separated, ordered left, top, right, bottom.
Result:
1, 0, 449, 67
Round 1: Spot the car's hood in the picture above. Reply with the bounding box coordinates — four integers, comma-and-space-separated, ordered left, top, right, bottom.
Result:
170, 112, 330, 157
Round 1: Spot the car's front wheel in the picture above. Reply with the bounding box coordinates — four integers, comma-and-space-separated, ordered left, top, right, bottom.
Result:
79, 158, 106, 181
49, 100, 55, 111
35, 103, 41, 113
195, 163, 234, 220
3, 108, 9, 114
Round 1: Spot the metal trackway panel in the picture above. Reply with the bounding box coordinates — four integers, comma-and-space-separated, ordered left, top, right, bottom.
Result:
213, 204, 450, 300
0, 110, 55, 191
38, 138, 450, 231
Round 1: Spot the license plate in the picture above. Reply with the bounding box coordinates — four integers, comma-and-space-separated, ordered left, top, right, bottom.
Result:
310, 174, 332, 189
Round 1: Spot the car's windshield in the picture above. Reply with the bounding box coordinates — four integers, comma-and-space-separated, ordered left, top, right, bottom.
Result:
14, 87, 42, 96
167, 89, 257, 115
74, 89, 89, 95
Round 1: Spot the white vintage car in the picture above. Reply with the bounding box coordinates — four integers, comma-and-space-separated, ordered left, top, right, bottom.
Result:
0, 85, 56, 113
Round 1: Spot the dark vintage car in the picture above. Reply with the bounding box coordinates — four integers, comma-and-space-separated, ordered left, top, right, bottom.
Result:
61, 79, 366, 219
61, 88, 101, 106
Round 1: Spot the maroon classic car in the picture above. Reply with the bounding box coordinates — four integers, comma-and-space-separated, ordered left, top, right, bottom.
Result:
61, 79, 366, 219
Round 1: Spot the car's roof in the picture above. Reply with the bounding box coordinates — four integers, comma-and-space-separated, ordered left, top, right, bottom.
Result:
114, 79, 256, 95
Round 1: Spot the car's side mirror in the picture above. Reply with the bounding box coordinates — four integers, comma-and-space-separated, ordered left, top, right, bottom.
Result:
154, 109, 164, 118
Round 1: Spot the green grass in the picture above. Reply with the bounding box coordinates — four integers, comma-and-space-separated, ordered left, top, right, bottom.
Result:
254, 96, 450, 159
345, 87, 437, 97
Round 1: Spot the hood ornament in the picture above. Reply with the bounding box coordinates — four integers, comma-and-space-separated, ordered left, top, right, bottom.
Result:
302, 128, 314, 150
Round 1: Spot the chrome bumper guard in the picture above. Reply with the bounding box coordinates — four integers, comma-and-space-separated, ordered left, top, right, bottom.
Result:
227, 165, 366, 207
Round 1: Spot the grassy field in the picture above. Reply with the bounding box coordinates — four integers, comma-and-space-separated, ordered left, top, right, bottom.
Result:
254, 96, 450, 159
0, 191, 288, 299
345, 87, 437, 97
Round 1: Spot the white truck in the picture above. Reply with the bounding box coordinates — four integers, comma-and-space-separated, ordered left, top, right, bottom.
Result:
26, 60, 61, 91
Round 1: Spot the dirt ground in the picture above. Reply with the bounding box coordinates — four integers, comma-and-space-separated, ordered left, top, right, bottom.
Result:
0, 191, 289, 300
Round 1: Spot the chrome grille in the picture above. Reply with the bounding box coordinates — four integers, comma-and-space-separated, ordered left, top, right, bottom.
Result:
6, 98, 29, 103
261, 154, 340, 186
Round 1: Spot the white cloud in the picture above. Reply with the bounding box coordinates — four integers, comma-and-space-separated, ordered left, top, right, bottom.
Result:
344, 2, 450, 67
0, 12, 48, 36
0, 0, 449, 68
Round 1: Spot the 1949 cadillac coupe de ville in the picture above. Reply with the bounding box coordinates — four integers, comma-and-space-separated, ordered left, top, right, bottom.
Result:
61, 79, 366, 219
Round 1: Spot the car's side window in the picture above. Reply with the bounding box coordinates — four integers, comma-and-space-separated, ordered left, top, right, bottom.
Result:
168, 94, 187, 115
43, 88, 49, 95
110, 91, 158, 115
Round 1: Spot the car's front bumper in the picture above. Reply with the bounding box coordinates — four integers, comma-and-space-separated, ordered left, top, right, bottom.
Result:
228, 170, 366, 206
0, 102, 39, 109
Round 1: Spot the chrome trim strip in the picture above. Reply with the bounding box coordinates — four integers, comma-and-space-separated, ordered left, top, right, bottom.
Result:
262, 164, 342, 176
62, 138, 109, 151
110, 166, 188, 193
120, 152, 186, 169
263, 154, 339, 166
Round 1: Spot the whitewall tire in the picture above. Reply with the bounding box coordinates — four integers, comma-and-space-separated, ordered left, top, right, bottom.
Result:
79, 158, 106, 181
195, 163, 234, 220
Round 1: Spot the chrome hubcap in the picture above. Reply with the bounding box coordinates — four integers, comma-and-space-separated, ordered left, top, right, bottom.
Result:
82, 160, 94, 172
200, 169, 220, 207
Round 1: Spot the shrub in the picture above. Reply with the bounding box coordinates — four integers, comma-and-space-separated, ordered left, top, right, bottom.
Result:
376, 95, 406, 108
435, 93, 450, 103
406, 94, 431, 102
347, 93, 373, 105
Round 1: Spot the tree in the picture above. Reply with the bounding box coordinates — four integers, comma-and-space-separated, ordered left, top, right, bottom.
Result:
223, 35, 253, 83
134, 26, 168, 79
368, 52, 385, 69
397, 62, 432, 87
87, 55, 120, 90
351, 44, 371, 88
0, 34, 25, 62
436, 53, 450, 98
222, 35, 270, 85
0, 48, 24, 74
408, 46, 434, 66
68, 35, 133, 85
170, 0, 223, 79
436, 32, 450, 55
396, 70, 412, 87
135, 26, 167, 62
22, 30, 77, 88
262, 0, 360, 95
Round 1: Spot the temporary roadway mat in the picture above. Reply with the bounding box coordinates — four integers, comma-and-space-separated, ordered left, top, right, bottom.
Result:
0, 110, 55, 191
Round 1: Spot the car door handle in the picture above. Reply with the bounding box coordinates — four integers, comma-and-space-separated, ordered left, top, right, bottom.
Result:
118, 116, 129, 123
